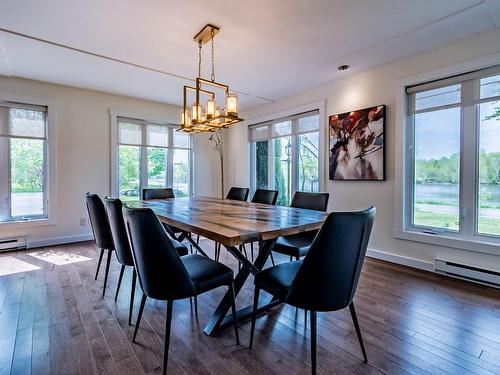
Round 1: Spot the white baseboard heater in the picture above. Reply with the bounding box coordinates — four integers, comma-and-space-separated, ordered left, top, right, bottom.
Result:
0, 236, 27, 252
434, 258, 500, 289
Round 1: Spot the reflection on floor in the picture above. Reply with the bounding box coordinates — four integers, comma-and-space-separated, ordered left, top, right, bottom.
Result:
28, 249, 92, 265
0, 255, 40, 276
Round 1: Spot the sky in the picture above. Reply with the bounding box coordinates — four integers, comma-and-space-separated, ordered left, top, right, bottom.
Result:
415, 101, 500, 160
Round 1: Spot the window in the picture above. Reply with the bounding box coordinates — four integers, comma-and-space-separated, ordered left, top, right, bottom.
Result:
405, 66, 500, 243
115, 117, 192, 200
0, 101, 48, 223
250, 111, 320, 206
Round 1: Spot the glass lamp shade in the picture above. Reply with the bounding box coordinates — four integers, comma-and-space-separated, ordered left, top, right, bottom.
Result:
181, 110, 192, 128
192, 103, 202, 122
206, 98, 216, 119
226, 92, 238, 117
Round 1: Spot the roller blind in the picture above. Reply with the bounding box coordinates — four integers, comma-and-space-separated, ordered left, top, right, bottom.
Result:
0, 101, 47, 140
407, 64, 500, 115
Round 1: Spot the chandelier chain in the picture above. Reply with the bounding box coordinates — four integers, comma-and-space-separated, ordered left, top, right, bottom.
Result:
198, 41, 202, 78
211, 29, 215, 82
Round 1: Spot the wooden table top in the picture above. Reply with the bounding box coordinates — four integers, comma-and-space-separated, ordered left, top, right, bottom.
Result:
126, 196, 328, 246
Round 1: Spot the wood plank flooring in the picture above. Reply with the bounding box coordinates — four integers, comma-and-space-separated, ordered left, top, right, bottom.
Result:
0, 240, 499, 374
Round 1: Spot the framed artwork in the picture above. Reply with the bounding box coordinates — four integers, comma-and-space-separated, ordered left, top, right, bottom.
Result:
329, 105, 385, 181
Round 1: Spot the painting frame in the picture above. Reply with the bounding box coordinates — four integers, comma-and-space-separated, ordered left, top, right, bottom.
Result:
328, 105, 386, 181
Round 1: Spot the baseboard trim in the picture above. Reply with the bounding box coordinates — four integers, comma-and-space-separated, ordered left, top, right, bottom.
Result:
366, 248, 434, 272
28, 233, 93, 249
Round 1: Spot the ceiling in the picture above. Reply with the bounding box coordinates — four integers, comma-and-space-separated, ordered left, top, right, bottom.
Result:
0, 0, 499, 110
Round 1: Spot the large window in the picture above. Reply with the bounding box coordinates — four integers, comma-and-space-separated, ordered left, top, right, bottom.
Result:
115, 117, 192, 200
406, 67, 500, 242
0, 102, 48, 223
250, 111, 320, 206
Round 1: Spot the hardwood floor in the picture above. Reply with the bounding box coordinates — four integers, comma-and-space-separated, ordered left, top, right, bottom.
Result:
0, 240, 499, 375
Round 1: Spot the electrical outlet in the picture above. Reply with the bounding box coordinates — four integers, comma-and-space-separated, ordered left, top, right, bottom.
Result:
80, 217, 88, 226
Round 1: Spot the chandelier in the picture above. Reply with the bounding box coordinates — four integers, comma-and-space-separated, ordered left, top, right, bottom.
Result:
180, 24, 243, 133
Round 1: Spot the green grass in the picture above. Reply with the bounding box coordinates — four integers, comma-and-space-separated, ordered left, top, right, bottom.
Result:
414, 210, 500, 236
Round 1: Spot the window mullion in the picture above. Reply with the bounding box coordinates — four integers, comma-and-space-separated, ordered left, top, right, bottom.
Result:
167, 128, 173, 188
268, 139, 275, 189
0, 137, 9, 221
461, 80, 479, 236
291, 120, 298, 195
140, 126, 148, 191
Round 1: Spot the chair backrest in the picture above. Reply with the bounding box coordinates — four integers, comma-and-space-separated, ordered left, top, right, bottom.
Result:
286, 207, 376, 311
104, 197, 134, 267
142, 188, 175, 200
123, 205, 196, 300
85, 193, 114, 251
290, 191, 329, 212
226, 187, 249, 201
251, 189, 279, 205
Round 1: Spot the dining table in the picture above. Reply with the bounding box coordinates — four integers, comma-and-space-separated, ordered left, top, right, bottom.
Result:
127, 196, 328, 336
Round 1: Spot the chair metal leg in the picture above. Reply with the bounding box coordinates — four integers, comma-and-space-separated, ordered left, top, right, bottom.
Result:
129, 269, 137, 326
214, 241, 219, 261
349, 302, 368, 362
289, 256, 293, 262
163, 300, 173, 375
115, 264, 125, 301
228, 282, 239, 345
270, 253, 275, 266
132, 294, 147, 342
310, 310, 317, 375
196, 234, 200, 244
250, 242, 254, 261
249, 287, 260, 348
102, 250, 112, 297
95, 248, 104, 280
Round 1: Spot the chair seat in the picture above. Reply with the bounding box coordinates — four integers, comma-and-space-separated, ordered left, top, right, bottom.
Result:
181, 254, 233, 294
273, 233, 314, 258
170, 237, 189, 256
254, 261, 302, 300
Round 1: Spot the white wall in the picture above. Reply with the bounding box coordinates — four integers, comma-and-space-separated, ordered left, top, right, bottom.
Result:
0, 76, 219, 247
224, 28, 500, 270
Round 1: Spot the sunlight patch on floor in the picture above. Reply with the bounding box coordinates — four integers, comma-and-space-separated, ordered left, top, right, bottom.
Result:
29, 249, 92, 265
0, 256, 41, 276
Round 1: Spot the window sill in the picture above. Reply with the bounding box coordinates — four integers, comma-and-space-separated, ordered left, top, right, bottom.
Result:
393, 228, 500, 257
0, 218, 56, 230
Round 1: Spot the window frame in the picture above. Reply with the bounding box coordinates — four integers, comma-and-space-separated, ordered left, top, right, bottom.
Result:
248, 102, 326, 201
0, 93, 57, 229
110, 111, 193, 198
394, 53, 500, 256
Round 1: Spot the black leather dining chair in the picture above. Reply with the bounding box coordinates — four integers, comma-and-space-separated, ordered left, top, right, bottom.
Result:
251, 188, 279, 205
123, 205, 239, 375
214, 187, 250, 261
244, 189, 279, 261
226, 187, 249, 201
141, 187, 193, 248
85, 193, 115, 297
104, 197, 189, 325
249, 207, 376, 375
271, 191, 329, 264
141, 187, 175, 200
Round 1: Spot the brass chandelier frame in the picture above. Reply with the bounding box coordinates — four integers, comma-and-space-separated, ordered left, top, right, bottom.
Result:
180, 24, 243, 133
